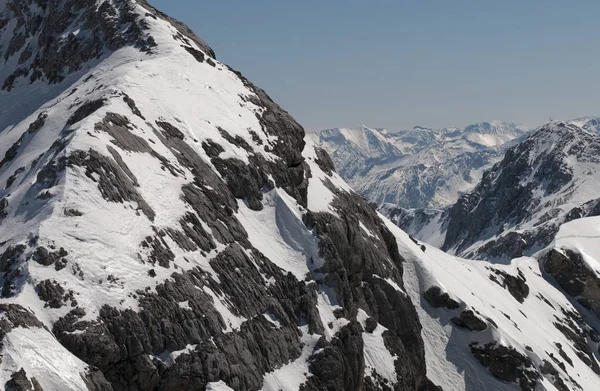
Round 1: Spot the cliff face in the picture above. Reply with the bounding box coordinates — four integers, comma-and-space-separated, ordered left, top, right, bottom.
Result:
442, 120, 600, 261
0, 1, 433, 390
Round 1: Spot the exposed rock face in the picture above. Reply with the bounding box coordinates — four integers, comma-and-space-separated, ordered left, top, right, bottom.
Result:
486, 267, 529, 303
442, 121, 600, 260
470, 343, 540, 391
302, 177, 431, 390
543, 248, 600, 320
0, 1, 434, 390
0, 0, 156, 91
5, 369, 42, 391
423, 286, 460, 310
451, 310, 487, 331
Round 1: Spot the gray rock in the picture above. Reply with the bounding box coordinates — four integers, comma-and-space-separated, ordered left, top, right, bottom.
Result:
32, 246, 67, 267
539, 360, 569, 391
36, 279, 66, 309
486, 267, 529, 303
66, 99, 106, 126
1, 0, 158, 89
68, 149, 155, 221
451, 310, 487, 331
0, 197, 8, 217
423, 286, 460, 310
5, 368, 42, 391
543, 248, 600, 319
470, 342, 540, 390
302, 321, 365, 391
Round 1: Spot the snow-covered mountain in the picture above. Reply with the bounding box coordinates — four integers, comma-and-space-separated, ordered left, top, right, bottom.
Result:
3, 1, 600, 391
441, 119, 600, 261
0, 1, 441, 390
314, 121, 529, 210
316, 120, 600, 390
389, 218, 600, 391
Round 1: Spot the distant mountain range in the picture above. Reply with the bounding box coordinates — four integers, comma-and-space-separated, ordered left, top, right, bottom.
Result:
319, 118, 600, 259
311, 121, 530, 209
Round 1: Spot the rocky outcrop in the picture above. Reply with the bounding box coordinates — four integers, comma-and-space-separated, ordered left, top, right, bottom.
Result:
423, 286, 460, 310
303, 178, 434, 390
1, 0, 158, 90
487, 267, 529, 303
5, 369, 43, 391
451, 310, 487, 331
470, 343, 540, 391
543, 248, 600, 320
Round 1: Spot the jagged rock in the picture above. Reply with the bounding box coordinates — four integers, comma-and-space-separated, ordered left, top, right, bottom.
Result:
66, 99, 106, 126
201, 139, 225, 158
314, 146, 335, 175
304, 182, 432, 389
27, 112, 47, 133
211, 156, 271, 211
423, 286, 460, 310
0, 304, 45, 332
364, 317, 378, 333
0, 245, 26, 272
1, 0, 158, 89
0, 132, 26, 169
470, 343, 540, 391
32, 246, 67, 267
68, 149, 156, 221
543, 248, 600, 320
302, 321, 365, 391
82, 369, 114, 391
451, 310, 487, 331
6, 167, 26, 189
122, 94, 145, 119
5, 368, 42, 391
0, 197, 8, 217
487, 267, 529, 303
183, 45, 205, 63
36, 280, 66, 308
540, 360, 569, 391
552, 306, 600, 374
64, 208, 83, 217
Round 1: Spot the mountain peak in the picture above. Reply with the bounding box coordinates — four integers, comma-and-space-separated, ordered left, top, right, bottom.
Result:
0, 2, 438, 390
0, 0, 215, 93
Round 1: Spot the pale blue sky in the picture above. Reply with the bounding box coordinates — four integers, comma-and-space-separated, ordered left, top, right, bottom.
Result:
149, 0, 600, 131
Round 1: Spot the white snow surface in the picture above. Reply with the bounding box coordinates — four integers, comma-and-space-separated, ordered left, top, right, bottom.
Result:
0, 326, 90, 390
383, 214, 600, 391
551, 216, 600, 274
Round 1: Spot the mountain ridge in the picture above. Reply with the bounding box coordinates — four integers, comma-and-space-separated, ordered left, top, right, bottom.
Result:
313, 121, 530, 210
0, 1, 438, 390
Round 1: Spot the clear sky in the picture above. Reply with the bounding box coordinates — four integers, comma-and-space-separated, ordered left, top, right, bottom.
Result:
148, 0, 600, 132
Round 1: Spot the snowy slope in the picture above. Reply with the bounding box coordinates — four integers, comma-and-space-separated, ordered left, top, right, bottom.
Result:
384, 217, 600, 391
314, 121, 529, 210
